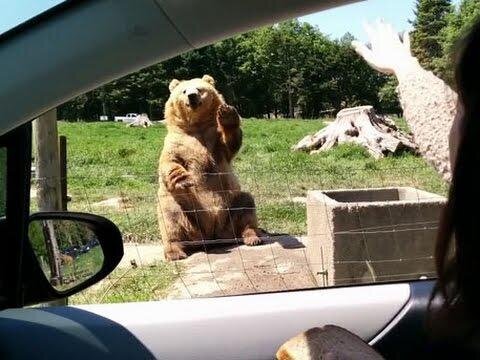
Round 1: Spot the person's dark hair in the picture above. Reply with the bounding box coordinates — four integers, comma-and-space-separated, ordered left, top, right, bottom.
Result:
433, 19, 480, 331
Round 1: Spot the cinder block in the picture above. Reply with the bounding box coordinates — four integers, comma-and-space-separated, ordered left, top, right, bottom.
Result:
306, 187, 446, 286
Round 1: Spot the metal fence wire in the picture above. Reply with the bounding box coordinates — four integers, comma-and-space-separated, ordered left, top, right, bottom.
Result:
30, 146, 447, 304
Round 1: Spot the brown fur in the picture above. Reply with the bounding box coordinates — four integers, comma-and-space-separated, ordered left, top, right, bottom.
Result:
60, 254, 73, 265
157, 75, 263, 261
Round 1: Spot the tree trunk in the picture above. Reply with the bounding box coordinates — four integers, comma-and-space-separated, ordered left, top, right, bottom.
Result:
287, 83, 294, 118
292, 106, 418, 158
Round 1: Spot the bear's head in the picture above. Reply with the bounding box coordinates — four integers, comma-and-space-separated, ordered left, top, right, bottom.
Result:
165, 75, 224, 129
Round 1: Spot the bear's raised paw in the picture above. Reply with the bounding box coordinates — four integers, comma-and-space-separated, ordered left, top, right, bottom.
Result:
217, 104, 240, 128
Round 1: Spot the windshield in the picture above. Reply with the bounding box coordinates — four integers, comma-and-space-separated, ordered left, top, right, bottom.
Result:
0, 0, 65, 35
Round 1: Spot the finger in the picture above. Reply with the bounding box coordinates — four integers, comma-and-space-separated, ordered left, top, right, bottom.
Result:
375, 18, 390, 47
363, 21, 378, 48
378, 18, 395, 44
403, 31, 412, 55
385, 22, 398, 42
352, 40, 394, 74
351, 40, 370, 57
352, 40, 377, 65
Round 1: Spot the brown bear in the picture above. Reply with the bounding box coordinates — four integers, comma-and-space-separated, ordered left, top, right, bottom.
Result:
157, 75, 263, 261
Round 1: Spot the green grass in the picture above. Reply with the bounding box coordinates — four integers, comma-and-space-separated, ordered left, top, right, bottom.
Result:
69, 262, 179, 304
58, 119, 447, 239
61, 246, 104, 285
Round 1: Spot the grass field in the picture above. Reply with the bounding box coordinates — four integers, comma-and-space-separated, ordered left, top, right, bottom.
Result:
58, 118, 447, 241
56, 118, 446, 303
70, 261, 179, 304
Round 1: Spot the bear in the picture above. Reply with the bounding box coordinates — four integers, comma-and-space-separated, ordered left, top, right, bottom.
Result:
157, 75, 263, 261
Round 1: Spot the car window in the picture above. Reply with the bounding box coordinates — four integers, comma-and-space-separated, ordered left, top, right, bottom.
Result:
28, 0, 474, 305
0, 1, 65, 36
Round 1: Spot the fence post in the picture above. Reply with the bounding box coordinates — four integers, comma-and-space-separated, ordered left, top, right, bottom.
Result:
33, 109, 66, 306
59, 136, 67, 211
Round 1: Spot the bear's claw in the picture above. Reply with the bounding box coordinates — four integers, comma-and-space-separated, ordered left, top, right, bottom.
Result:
242, 228, 263, 246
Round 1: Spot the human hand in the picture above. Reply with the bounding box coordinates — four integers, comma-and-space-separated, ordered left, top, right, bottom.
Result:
352, 20, 419, 77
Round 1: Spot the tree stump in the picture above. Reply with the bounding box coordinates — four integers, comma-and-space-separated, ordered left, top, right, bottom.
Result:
127, 113, 153, 128
292, 106, 418, 158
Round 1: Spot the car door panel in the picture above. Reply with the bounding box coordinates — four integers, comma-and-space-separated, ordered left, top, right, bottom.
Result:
371, 281, 434, 359
1, 282, 413, 360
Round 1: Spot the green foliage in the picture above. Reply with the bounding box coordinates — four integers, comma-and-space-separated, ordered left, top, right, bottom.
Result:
60, 247, 104, 290
436, 0, 480, 85
59, 20, 389, 120
410, 0, 480, 84
378, 77, 402, 115
410, 0, 453, 73
70, 262, 179, 304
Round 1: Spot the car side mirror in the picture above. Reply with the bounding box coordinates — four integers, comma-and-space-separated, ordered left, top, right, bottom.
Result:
23, 212, 123, 304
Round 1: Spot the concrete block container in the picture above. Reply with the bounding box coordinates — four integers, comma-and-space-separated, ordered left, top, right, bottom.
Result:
306, 187, 446, 286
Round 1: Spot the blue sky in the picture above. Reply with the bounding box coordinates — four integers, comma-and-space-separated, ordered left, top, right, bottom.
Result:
301, 0, 462, 41
0, 0, 64, 34
0, 0, 462, 39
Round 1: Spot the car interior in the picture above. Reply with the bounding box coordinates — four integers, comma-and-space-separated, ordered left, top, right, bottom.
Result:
0, 0, 444, 359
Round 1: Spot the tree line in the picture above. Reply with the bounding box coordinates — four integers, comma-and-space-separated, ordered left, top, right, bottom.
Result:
59, 0, 479, 121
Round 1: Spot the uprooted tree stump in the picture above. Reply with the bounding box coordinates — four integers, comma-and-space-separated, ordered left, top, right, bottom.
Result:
127, 113, 153, 128
292, 106, 418, 158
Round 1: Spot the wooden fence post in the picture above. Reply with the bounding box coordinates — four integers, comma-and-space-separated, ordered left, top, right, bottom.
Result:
33, 109, 66, 305
33, 109, 62, 212
59, 136, 68, 211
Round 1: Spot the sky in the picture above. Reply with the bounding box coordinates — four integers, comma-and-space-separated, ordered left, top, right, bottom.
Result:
300, 0, 462, 41
0, 0, 463, 39
0, 0, 64, 35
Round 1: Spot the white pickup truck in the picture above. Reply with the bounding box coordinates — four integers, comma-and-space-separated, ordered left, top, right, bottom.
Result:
114, 113, 138, 123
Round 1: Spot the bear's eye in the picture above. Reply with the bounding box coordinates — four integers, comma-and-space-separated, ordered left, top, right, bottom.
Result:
182, 90, 186, 94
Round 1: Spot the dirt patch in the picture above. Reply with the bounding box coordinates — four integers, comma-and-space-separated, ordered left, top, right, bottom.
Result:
92, 196, 132, 210
120, 236, 316, 299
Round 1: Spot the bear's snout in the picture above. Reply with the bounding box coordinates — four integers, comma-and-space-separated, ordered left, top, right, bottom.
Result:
188, 93, 200, 107
185, 88, 201, 108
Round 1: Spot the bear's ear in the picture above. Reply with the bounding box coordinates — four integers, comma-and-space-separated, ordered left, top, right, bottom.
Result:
202, 75, 215, 86
169, 79, 180, 92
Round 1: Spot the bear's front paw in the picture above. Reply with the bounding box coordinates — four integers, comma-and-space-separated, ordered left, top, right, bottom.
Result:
217, 104, 240, 128
166, 165, 194, 192
242, 228, 263, 246
164, 244, 188, 261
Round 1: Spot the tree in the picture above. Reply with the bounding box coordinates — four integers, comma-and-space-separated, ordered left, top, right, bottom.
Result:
435, 0, 480, 85
59, 19, 391, 121
378, 77, 402, 115
410, 0, 453, 74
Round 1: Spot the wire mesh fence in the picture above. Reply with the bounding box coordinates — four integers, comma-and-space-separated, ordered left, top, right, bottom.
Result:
31, 163, 446, 304
29, 120, 449, 304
